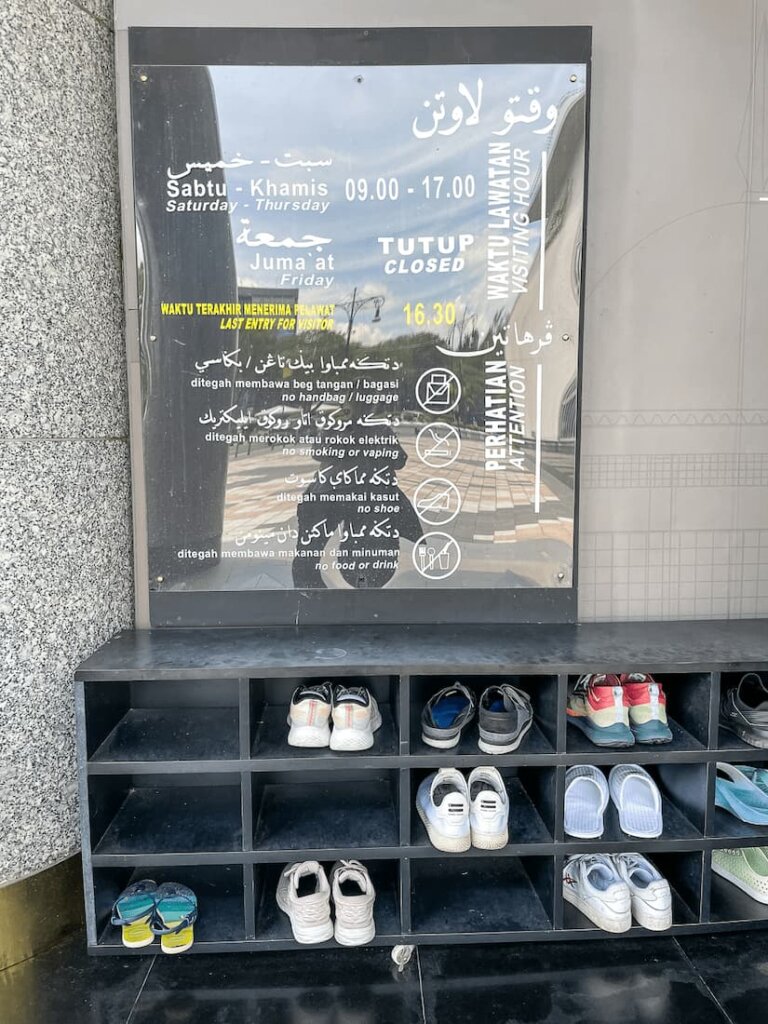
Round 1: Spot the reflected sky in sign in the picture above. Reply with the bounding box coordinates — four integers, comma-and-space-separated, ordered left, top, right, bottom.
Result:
209, 64, 583, 346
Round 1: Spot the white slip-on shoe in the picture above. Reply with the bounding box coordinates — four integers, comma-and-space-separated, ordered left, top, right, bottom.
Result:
612, 852, 672, 930
563, 854, 632, 933
276, 861, 334, 944
287, 683, 333, 748
331, 860, 376, 946
468, 766, 509, 849
608, 764, 663, 838
330, 685, 383, 752
564, 765, 610, 839
416, 768, 471, 852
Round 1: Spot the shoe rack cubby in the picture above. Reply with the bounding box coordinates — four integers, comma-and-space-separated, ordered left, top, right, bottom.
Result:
75, 618, 768, 954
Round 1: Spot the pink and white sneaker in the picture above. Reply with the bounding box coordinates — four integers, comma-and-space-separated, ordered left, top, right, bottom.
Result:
567, 674, 635, 748
330, 685, 382, 751
287, 683, 332, 748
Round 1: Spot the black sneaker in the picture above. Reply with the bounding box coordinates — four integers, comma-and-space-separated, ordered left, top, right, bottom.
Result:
478, 684, 534, 753
721, 673, 768, 748
421, 683, 476, 749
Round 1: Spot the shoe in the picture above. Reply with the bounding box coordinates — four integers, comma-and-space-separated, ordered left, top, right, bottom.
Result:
467, 766, 509, 849
477, 684, 533, 753
721, 673, 768, 749
110, 879, 157, 948
619, 674, 673, 745
421, 683, 476, 749
151, 882, 198, 954
276, 862, 334, 944
716, 763, 768, 824
712, 847, 768, 904
329, 685, 382, 751
416, 768, 471, 852
287, 683, 332, 748
564, 765, 609, 839
608, 764, 663, 838
563, 854, 632, 932
613, 853, 672, 930
567, 675, 635, 748
330, 860, 376, 946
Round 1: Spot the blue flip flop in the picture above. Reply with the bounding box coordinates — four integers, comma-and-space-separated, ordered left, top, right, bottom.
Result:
151, 882, 198, 954
715, 763, 768, 824
111, 879, 157, 948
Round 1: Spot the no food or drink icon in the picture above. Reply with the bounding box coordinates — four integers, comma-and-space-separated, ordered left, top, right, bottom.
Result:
413, 532, 461, 581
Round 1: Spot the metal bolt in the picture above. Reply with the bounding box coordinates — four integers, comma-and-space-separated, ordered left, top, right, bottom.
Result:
570, 74, 578, 83
557, 571, 566, 580
354, 75, 364, 84
139, 73, 148, 82
562, 334, 571, 341
156, 575, 164, 583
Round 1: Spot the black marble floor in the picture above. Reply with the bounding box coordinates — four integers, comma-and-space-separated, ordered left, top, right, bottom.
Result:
2, 928, 766, 1024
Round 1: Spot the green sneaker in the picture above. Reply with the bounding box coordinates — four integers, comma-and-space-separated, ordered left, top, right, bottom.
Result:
712, 847, 768, 903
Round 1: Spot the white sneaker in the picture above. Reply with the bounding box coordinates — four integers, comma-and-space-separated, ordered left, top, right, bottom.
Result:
468, 766, 509, 849
416, 768, 471, 852
330, 685, 382, 751
276, 861, 334, 944
287, 683, 332, 748
563, 854, 632, 932
613, 853, 672, 930
331, 860, 376, 946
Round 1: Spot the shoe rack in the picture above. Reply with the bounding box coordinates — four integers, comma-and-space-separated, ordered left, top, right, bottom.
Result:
75, 618, 768, 955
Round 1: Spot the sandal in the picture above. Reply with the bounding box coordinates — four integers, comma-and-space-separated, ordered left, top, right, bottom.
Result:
609, 764, 663, 838
716, 763, 768, 824
151, 882, 198, 954
110, 879, 157, 948
564, 765, 609, 838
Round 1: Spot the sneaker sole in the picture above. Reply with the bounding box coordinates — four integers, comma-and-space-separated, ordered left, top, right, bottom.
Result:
471, 827, 509, 850
567, 715, 635, 748
478, 718, 533, 754
421, 732, 462, 749
288, 724, 331, 748
417, 802, 471, 853
712, 862, 768, 904
563, 887, 632, 932
631, 721, 673, 745
722, 722, 768, 750
334, 920, 376, 946
330, 708, 382, 751
632, 900, 673, 931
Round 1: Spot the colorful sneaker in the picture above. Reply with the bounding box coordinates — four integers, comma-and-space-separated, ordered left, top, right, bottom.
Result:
416, 768, 471, 852
330, 685, 382, 752
287, 683, 332, 748
567, 675, 634, 748
563, 854, 632, 932
712, 847, 768, 903
619, 674, 673, 744
468, 766, 509, 849
478, 684, 533, 754
421, 683, 476, 749
330, 860, 376, 946
612, 853, 672, 930
276, 861, 334, 944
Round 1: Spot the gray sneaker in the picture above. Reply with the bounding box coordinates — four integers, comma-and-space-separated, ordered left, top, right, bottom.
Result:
421, 683, 476, 749
478, 684, 534, 753
276, 861, 333, 944
331, 860, 376, 946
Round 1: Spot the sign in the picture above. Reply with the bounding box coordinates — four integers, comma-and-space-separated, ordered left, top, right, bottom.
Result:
126, 27, 591, 624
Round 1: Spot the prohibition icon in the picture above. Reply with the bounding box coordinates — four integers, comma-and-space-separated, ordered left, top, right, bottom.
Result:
413, 478, 462, 526
415, 368, 461, 415
412, 532, 462, 581
415, 423, 461, 468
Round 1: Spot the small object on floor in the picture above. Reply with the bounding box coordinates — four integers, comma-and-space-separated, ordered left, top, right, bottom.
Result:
287, 682, 333, 748
416, 768, 471, 852
477, 683, 533, 753
613, 852, 672, 930
567, 674, 635, 748
721, 673, 768, 749
330, 860, 376, 946
608, 763, 663, 838
468, 766, 509, 849
712, 847, 768, 903
276, 861, 334, 944
564, 765, 609, 839
715, 763, 768, 824
151, 882, 198, 954
421, 683, 476, 749
110, 879, 157, 948
618, 673, 673, 745
563, 854, 632, 932
330, 685, 382, 752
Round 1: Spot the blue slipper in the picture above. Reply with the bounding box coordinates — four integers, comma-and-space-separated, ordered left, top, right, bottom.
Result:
716, 763, 768, 824
151, 882, 198, 954
111, 879, 157, 948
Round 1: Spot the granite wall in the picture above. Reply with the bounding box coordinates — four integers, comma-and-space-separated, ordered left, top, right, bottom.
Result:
0, 0, 132, 886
